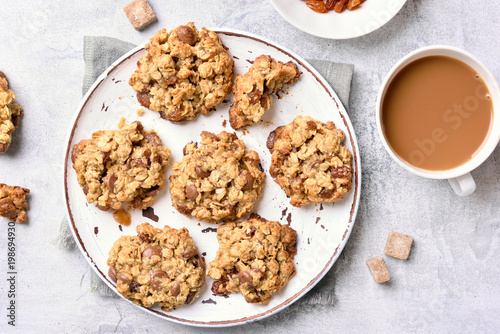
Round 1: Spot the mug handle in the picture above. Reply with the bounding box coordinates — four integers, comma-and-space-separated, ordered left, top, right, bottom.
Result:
448, 173, 476, 196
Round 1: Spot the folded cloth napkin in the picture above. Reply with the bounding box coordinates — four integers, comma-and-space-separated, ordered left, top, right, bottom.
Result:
58, 35, 354, 304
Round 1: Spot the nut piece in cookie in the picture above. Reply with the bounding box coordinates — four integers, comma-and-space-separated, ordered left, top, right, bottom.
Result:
71, 121, 171, 211
123, 0, 157, 31
0, 183, 29, 223
169, 131, 265, 223
107, 223, 205, 311
384, 231, 413, 260
229, 55, 301, 130
0, 71, 23, 153
207, 214, 297, 304
267, 115, 353, 207
366, 257, 391, 284
129, 23, 234, 122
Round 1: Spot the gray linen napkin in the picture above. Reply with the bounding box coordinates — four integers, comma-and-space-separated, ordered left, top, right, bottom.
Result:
59, 36, 354, 304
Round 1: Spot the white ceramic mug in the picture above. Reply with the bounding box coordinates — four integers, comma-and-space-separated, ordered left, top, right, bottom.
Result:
376, 45, 500, 196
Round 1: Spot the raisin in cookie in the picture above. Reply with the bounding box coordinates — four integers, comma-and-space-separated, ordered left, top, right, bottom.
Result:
71, 121, 171, 211
267, 115, 353, 207
0, 71, 23, 153
169, 131, 265, 223
207, 214, 297, 304
229, 55, 301, 130
0, 183, 29, 223
107, 223, 205, 311
129, 23, 234, 122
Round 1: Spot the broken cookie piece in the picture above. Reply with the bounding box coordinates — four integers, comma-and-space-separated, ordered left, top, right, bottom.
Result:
384, 231, 414, 260
0, 71, 23, 153
0, 183, 30, 223
123, 0, 157, 31
366, 256, 390, 284
229, 55, 301, 130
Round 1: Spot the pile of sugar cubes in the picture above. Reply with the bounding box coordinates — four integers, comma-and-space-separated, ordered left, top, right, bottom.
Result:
366, 231, 414, 283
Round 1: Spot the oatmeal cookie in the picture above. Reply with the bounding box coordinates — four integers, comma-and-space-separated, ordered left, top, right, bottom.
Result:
107, 223, 205, 311
169, 131, 265, 223
129, 23, 234, 122
71, 121, 171, 211
0, 183, 29, 223
207, 214, 297, 304
229, 55, 301, 130
267, 115, 353, 207
0, 72, 23, 153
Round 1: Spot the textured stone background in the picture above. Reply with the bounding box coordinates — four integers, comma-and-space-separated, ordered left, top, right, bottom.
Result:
0, 0, 499, 333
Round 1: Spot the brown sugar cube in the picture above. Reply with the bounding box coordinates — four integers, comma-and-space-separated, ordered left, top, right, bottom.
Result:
366, 257, 390, 283
123, 0, 157, 31
384, 231, 414, 260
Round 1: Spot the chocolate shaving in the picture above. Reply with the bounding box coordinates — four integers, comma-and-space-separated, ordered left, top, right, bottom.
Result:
201, 227, 218, 233
281, 207, 288, 220
201, 298, 217, 304
142, 207, 159, 222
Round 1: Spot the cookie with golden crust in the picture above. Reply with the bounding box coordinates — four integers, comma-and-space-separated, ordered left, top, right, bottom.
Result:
0, 71, 23, 153
169, 131, 265, 223
129, 23, 234, 122
267, 115, 353, 207
0, 183, 29, 223
71, 121, 171, 211
107, 223, 205, 311
229, 55, 301, 130
207, 214, 297, 304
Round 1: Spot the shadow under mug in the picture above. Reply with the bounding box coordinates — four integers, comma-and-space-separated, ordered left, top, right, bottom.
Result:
376, 45, 500, 196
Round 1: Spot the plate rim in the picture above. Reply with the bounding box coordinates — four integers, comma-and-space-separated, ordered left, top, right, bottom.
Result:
268, 0, 408, 39
62, 27, 362, 327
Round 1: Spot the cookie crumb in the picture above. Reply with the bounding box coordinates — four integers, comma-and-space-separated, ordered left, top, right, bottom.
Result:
384, 231, 413, 260
123, 0, 157, 31
366, 257, 390, 283
136, 108, 144, 116
117, 117, 126, 129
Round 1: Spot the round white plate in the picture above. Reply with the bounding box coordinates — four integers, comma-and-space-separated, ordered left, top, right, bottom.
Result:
63, 28, 361, 327
269, 0, 407, 39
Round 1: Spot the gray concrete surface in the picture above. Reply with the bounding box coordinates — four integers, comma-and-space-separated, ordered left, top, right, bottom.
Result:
0, 0, 499, 333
